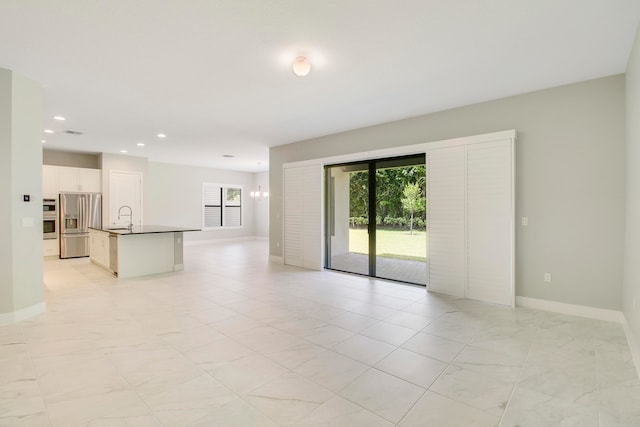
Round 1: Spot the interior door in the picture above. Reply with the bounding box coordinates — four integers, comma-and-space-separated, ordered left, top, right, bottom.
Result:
109, 171, 143, 227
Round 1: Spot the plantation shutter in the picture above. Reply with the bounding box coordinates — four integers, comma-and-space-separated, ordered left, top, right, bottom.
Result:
427, 146, 466, 297
427, 136, 514, 306
284, 164, 322, 270
466, 140, 513, 305
203, 185, 222, 228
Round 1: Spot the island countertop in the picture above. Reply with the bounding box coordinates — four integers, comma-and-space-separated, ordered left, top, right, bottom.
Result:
89, 225, 200, 235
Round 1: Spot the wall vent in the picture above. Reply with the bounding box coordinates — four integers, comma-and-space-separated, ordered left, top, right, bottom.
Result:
64, 130, 84, 135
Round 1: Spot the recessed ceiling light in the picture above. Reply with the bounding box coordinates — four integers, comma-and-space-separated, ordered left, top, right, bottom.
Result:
41, 140, 46, 144
157, 133, 166, 138
222, 154, 235, 158
44, 129, 54, 134
120, 150, 128, 153
53, 116, 66, 121
137, 142, 145, 147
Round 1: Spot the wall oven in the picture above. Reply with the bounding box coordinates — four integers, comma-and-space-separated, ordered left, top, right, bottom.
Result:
43, 198, 57, 240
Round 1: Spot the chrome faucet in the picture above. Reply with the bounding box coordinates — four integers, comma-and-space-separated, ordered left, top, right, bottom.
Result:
118, 205, 133, 231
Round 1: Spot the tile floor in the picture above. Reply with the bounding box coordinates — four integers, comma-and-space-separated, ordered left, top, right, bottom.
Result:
1, 239, 639, 426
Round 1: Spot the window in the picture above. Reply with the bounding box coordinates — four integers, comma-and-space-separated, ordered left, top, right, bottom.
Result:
203, 183, 243, 229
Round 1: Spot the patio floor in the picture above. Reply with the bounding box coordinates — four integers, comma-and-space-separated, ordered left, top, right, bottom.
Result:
329, 252, 428, 285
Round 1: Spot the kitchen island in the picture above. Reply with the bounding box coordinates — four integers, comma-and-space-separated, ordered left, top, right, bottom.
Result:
89, 225, 199, 278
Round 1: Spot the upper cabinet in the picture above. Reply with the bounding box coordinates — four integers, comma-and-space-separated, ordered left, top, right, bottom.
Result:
44, 166, 102, 194
42, 165, 59, 195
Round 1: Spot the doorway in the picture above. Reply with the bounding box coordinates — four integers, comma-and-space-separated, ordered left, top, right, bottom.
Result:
325, 154, 427, 285
109, 171, 143, 228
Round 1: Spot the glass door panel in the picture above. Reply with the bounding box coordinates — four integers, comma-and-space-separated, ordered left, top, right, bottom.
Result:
374, 159, 428, 285
326, 163, 369, 276
325, 154, 427, 285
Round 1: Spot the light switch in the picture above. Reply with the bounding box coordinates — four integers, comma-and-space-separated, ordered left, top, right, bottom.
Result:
22, 217, 34, 227
521, 217, 528, 226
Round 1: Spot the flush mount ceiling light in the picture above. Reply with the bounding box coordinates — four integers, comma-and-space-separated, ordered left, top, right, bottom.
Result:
157, 133, 166, 138
53, 116, 66, 121
120, 150, 127, 153
136, 142, 145, 147
44, 129, 54, 134
292, 56, 311, 77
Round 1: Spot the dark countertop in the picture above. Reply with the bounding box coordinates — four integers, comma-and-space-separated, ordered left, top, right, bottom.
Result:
89, 225, 200, 235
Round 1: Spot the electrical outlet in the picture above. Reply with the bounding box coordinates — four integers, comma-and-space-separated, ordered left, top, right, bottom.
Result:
544, 273, 552, 283
521, 217, 528, 226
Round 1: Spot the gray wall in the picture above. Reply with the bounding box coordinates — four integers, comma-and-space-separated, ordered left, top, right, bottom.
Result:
0, 69, 44, 316
624, 25, 640, 344
145, 162, 257, 241
270, 75, 626, 311
43, 149, 100, 169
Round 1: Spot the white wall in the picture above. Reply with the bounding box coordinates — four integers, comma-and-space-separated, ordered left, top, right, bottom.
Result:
253, 171, 269, 238
624, 24, 640, 348
270, 75, 626, 311
0, 68, 44, 318
145, 162, 257, 241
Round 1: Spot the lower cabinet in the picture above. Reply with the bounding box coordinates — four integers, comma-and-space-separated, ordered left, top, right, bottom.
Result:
43, 239, 59, 257
89, 229, 110, 270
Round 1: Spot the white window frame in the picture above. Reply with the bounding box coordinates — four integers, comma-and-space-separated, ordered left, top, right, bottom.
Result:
202, 183, 244, 230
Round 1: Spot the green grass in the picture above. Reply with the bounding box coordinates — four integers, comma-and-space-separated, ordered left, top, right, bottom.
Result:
349, 228, 428, 262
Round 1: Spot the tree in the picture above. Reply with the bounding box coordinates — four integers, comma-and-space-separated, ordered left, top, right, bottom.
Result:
401, 182, 425, 235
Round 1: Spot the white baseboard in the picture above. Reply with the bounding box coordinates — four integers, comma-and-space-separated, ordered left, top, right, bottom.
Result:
621, 317, 640, 380
0, 301, 46, 325
516, 296, 625, 323
269, 255, 284, 265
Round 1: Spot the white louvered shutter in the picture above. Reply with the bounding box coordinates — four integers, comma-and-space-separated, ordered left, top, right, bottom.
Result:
284, 167, 305, 267
203, 185, 222, 228
284, 164, 322, 270
466, 140, 513, 305
427, 146, 466, 297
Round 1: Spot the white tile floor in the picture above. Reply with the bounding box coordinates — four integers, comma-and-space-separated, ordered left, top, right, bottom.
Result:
1, 239, 639, 426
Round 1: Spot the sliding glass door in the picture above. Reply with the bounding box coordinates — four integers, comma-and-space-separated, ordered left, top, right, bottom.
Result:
325, 154, 427, 285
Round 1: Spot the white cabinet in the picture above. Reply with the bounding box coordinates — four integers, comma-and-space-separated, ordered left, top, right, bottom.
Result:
42, 165, 59, 195
79, 168, 101, 192
43, 239, 59, 257
45, 166, 102, 193
89, 229, 110, 269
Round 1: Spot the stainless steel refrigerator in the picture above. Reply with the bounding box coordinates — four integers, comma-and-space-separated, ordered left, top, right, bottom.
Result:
59, 193, 102, 259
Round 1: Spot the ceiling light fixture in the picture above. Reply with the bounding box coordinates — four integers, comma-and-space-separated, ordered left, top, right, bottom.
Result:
157, 133, 166, 138
53, 116, 66, 121
41, 140, 46, 144
137, 142, 145, 147
120, 150, 128, 153
292, 56, 311, 77
44, 129, 54, 134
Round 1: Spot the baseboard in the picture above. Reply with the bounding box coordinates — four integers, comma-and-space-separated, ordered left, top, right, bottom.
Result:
516, 296, 625, 323
0, 301, 46, 325
269, 255, 284, 265
621, 317, 640, 380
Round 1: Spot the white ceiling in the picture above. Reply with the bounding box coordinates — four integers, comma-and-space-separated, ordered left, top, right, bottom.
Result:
1, 1, 639, 172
